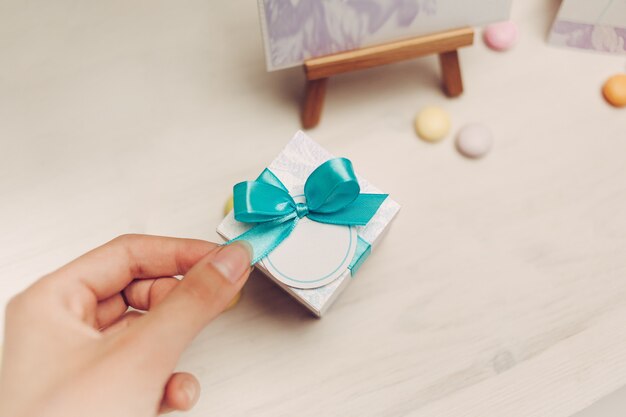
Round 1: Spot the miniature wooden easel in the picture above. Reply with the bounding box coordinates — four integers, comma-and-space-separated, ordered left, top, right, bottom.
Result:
301, 27, 475, 129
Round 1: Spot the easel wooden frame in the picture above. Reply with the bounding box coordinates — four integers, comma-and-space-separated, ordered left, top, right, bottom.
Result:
301, 27, 475, 129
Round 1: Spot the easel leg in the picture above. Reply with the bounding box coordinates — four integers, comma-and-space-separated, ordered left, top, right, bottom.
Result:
439, 50, 463, 97
302, 78, 328, 129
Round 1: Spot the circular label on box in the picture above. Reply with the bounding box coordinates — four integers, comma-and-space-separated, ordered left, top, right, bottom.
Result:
262, 215, 357, 290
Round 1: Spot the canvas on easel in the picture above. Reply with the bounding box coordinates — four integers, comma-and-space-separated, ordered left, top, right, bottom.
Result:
259, 0, 513, 71
256, 0, 513, 128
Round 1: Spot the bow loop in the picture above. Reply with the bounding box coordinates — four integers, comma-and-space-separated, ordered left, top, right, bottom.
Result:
233, 181, 294, 223
304, 158, 360, 213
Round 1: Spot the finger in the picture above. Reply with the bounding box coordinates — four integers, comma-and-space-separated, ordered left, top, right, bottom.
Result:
123, 277, 180, 311
95, 293, 128, 329
47, 235, 216, 301
133, 242, 251, 362
159, 372, 200, 414
101, 310, 144, 335
94, 276, 180, 330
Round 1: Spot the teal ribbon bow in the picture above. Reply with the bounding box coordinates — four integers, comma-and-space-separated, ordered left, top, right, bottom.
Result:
228, 158, 388, 265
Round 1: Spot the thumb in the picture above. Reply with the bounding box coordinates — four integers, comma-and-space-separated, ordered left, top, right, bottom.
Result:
131, 241, 252, 362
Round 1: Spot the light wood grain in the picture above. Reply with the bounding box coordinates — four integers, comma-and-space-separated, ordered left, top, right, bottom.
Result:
1, 1, 626, 417
302, 78, 328, 129
304, 27, 474, 80
439, 50, 464, 97
301, 27, 473, 128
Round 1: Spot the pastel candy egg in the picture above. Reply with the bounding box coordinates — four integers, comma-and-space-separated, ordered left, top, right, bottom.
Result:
484, 21, 519, 51
603, 74, 626, 108
222, 196, 241, 310
223, 195, 234, 216
225, 290, 242, 310
456, 124, 493, 158
414, 106, 451, 142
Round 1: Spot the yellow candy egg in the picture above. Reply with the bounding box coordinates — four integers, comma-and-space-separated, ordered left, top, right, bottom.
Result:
414, 106, 451, 142
603, 74, 626, 108
222, 194, 240, 311
223, 195, 234, 216
225, 291, 241, 310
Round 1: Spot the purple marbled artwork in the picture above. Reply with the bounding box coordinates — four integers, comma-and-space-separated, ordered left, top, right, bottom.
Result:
258, 0, 513, 71
260, 0, 437, 70
551, 21, 626, 54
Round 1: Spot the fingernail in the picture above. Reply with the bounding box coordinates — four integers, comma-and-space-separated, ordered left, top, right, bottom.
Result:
210, 241, 252, 284
181, 378, 199, 406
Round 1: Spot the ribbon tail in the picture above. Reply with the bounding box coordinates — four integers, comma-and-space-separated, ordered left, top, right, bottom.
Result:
225, 214, 298, 265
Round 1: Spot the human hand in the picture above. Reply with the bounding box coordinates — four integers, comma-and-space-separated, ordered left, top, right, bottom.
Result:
0, 234, 252, 417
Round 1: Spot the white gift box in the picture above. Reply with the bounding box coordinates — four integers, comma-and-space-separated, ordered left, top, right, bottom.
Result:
217, 131, 400, 317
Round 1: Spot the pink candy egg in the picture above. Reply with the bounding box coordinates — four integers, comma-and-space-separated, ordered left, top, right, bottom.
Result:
483, 21, 519, 51
456, 124, 493, 159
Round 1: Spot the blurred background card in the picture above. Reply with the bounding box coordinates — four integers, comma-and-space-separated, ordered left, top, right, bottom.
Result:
550, 0, 626, 54
258, 0, 513, 71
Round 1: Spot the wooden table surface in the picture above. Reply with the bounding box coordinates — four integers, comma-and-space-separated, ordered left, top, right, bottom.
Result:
1, 1, 626, 416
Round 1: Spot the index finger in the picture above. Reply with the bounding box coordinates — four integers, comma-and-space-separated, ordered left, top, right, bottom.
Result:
47, 234, 217, 301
